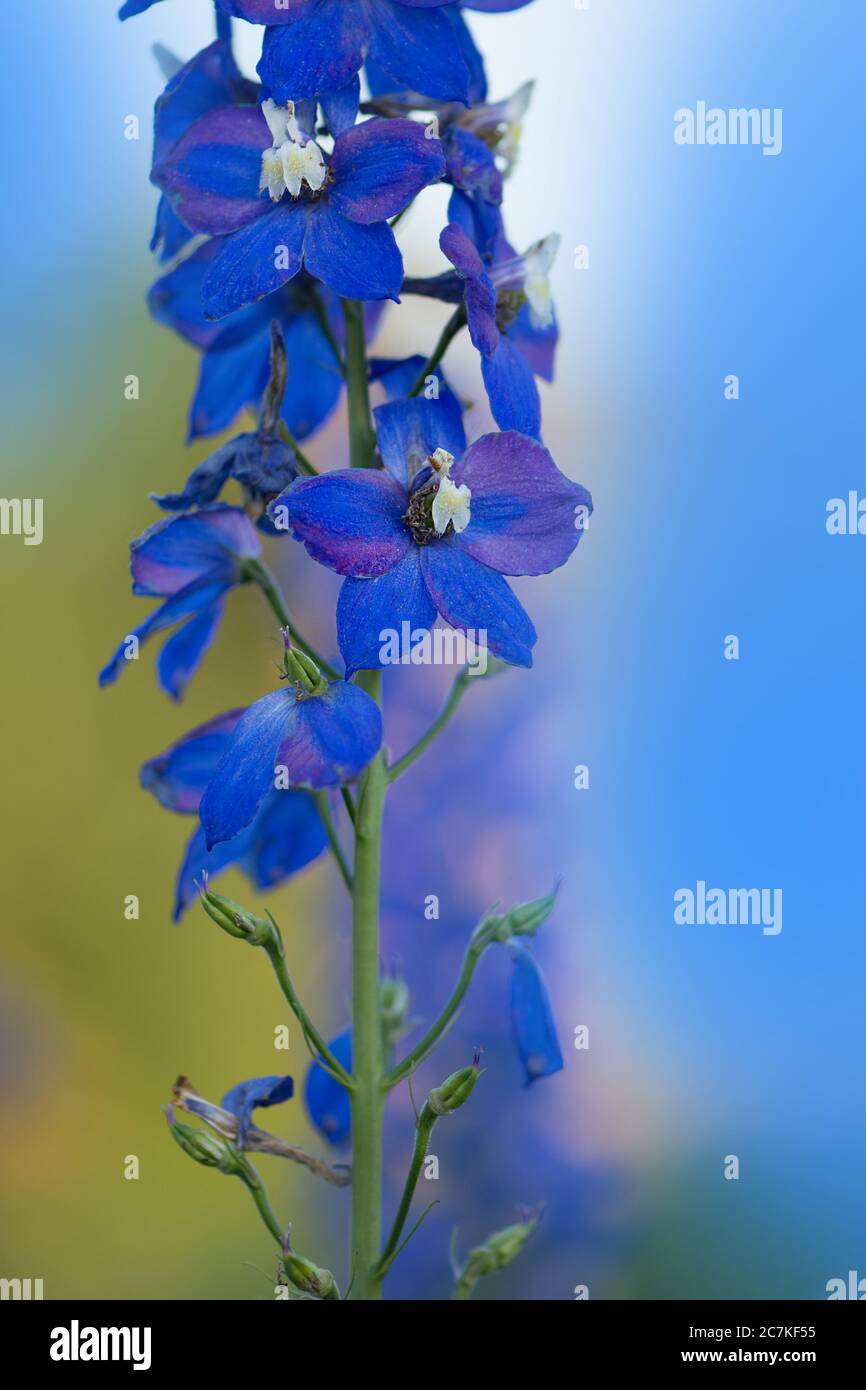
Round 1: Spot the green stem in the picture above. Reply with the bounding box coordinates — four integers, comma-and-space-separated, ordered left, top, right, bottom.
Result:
376, 1103, 437, 1278
310, 288, 346, 374
262, 931, 354, 1088
342, 299, 377, 469
408, 306, 467, 397
243, 1170, 284, 1245
244, 557, 339, 681
385, 923, 494, 1088
314, 791, 353, 895
348, 670, 387, 1300
277, 420, 318, 476
387, 668, 472, 783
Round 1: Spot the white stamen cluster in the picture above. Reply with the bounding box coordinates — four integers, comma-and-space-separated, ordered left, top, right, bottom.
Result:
259, 98, 326, 202
429, 449, 472, 535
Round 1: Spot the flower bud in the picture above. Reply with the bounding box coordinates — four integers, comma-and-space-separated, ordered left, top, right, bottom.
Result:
197, 876, 275, 947
486, 886, 559, 945
427, 1055, 481, 1117
454, 1211, 539, 1299
165, 1107, 245, 1177
281, 1228, 340, 1301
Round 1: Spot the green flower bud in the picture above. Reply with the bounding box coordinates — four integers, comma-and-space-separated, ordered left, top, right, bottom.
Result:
197, 876, 276, 947
380, 975, 410, 1050
165, 1107, 246, 1177
454, 1211, 540, 1300
281, 1228, 341, 1301
427, 1054, 481, 1117
485, 886, 560, 946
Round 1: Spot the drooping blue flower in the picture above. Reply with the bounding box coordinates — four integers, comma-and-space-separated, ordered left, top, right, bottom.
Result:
150, 38, 258, 262
200, 679, 383, 848
156, 104, 445, 317
256, 0, 471, 107
404, 221, 560, 438
149, 249, 358, 444
509, 943, 563, 1085
305, 1029, 352, 1147
141, 709, 328, 919
99, 506, 260, 700
278, 398, 591, 674
221, 1073, 295, 1146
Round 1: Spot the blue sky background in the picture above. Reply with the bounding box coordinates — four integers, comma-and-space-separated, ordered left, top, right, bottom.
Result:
1, 1, 863, 1299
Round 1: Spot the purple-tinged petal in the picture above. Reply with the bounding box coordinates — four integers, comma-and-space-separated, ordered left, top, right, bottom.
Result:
157, 600, 225, 701
374, 396, 466, 488
130, 506, 260, 597
481, 335, 541, 438
440, 222, 498, 356
510, 943, 564, 1086
366, 0, 470, 103
141, 709, 246, 815
276, 682, 383, 789
257, 0, 368, 103
152, 39, 256, 170
202, 202, 308, 319
507, 301, 558, 382
148, 241, 234, 352
303, 203, 403, 302
305, 1029, 352, 1147
421, 539, 536, 667
200, 689, 295, 848
462, 0, 534, 10
155, 105, 270, 236
447, 185, 503, 261
221, 0, 322, 19
150, 196, 194, 264
443, 128, 502, 206
221, 1074, 295, 1147
281, 469, 411, 577
453, 431, 592, 576
329, 118, 444, 225
337, 549, 436, 676
321, 77, 361, 138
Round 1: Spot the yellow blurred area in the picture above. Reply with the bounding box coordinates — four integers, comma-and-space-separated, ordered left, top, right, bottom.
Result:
0, 320, 339, 1299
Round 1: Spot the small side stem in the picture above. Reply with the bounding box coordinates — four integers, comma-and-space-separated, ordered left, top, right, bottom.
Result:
314, 792, 353, 895
376, 1103, 437, 1278
244, 557, 338, 681
342, 300, 377, 469
408, 306, 467, 397
244, 1172, 284, 1245
387, 668, 471, 783
262, 931, 354, 1088
277, 420, 318, 476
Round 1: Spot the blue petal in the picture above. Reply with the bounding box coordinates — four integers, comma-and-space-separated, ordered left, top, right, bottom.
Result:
321, 77, 361, 137
257, 0, 368, 103
174, 819, 255, 921
152, 39, 255, 171
304, 202, 403, 303
481, 335, 542, 438
221, 1074, 295, 1147
509, 944, 563, 1086
283, 468, 411, 577
366, 0, 470, 103
119, 0, 163, 16
203, 203, 307, 319
141, 709, 245, 815
374, 394, 467, 487
150, 196, 194, 264
337, 549, 436, 676
200, 689, 295, 848
157, 599, 225, 701
98, 578, 230, 690
305, 1029, 352, 1147
420, 539, 536, 667
277, 681, 384, 787
241, 790, 328, 890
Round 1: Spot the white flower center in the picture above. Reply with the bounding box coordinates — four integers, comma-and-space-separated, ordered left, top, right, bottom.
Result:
431, 453, 471, 536
259, 99, 327, 202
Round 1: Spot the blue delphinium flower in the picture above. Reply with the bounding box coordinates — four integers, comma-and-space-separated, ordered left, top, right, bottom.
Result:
509, 943, 563, 1085
150, 38, 257, 262
156, 102, 445, 316
200, 677, 383, 848
141, 709, 328, 919
278, 397, 591, 673
222, 1073, 295, 1147
99, 506, 260, 699
305, 1028, 352, 1147
405, 221, 560, 438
